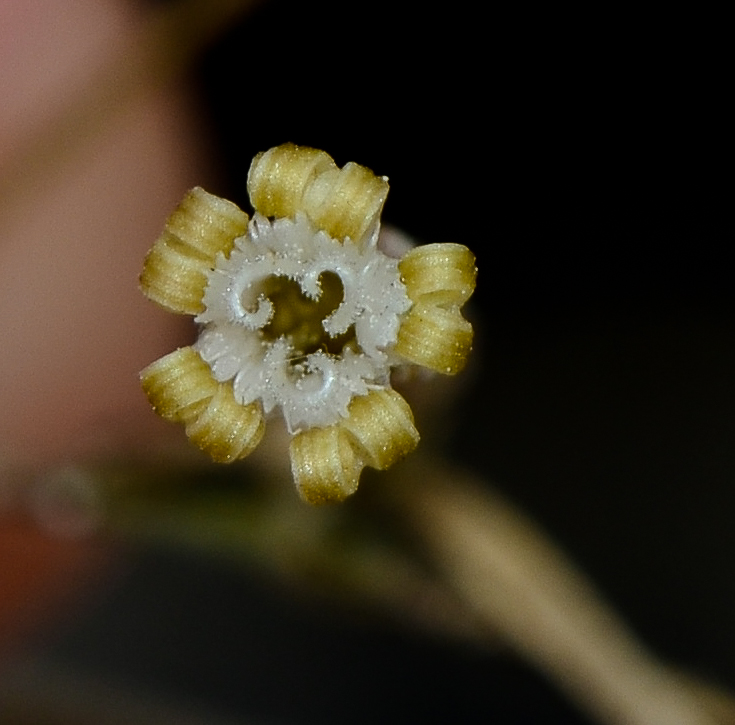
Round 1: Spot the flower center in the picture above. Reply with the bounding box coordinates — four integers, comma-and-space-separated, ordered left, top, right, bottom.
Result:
258, 272, 357, 359
193, 213, 412, 431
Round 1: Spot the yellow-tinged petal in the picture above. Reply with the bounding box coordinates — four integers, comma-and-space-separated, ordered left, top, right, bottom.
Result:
395, 301, 473, 374
185, 385, 265, 463
140, 347, 218, 423
140, 188, 249, 314
165, 187, 249, 259
399, 243, 477, 306
139, 233, 210, 314
247, 143, 335, 219
290, 426, 363, 504
302, 161, 389, 242
341, 389, 419, 470
247, 143, 388, 242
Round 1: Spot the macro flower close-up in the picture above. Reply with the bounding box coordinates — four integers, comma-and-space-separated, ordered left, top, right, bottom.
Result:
3, 1, 734, 722
139, 143, 476, 503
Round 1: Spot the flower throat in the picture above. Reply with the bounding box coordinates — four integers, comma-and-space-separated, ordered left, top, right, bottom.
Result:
259, 272, 357, 359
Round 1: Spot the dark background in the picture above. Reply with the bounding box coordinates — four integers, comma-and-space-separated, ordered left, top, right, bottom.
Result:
37, 1, 732, 722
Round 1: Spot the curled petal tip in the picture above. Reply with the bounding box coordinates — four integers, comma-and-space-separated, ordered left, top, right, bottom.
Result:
342, 389, 419, 470
140, 347, 218, 422
302, 161, 388, 243
139, 233, 210, 315
140, 189, 249, 314
185, 386, 264, 463
166, 187, 249, 259
248, 143, 388, 243
399, 243, 477, 306
247, 143, 335, 220
290, 426, 363, 504
395, 302, 473, 375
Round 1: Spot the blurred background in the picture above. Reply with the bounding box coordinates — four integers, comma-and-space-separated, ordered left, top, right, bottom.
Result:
0, 0, 731, 722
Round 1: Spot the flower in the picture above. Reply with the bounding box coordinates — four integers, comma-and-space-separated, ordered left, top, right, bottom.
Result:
139, 144, 476, 503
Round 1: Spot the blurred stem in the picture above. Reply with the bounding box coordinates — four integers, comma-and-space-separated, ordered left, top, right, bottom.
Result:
103, 458, 735, 724
392, 457, 732, 725
102, 464, 486, 645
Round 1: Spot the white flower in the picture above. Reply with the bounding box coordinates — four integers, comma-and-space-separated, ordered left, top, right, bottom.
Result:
139, 144, 476, 503
193, 211, 410, 432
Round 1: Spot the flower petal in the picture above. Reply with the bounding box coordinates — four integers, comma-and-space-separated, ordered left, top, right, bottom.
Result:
140, 347, 218, 422
394, 301, 473, 374
185, 385, 264, 463
290, 425, 363, 504
341, 389, 419, 470
139, 233, 210, 314
165, 187, 249, 259
302, 161, 388, 243
247, 143, 335, 220
247, 143, 388, 244
140, 187, 249, 314
399, 243, 477, 306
